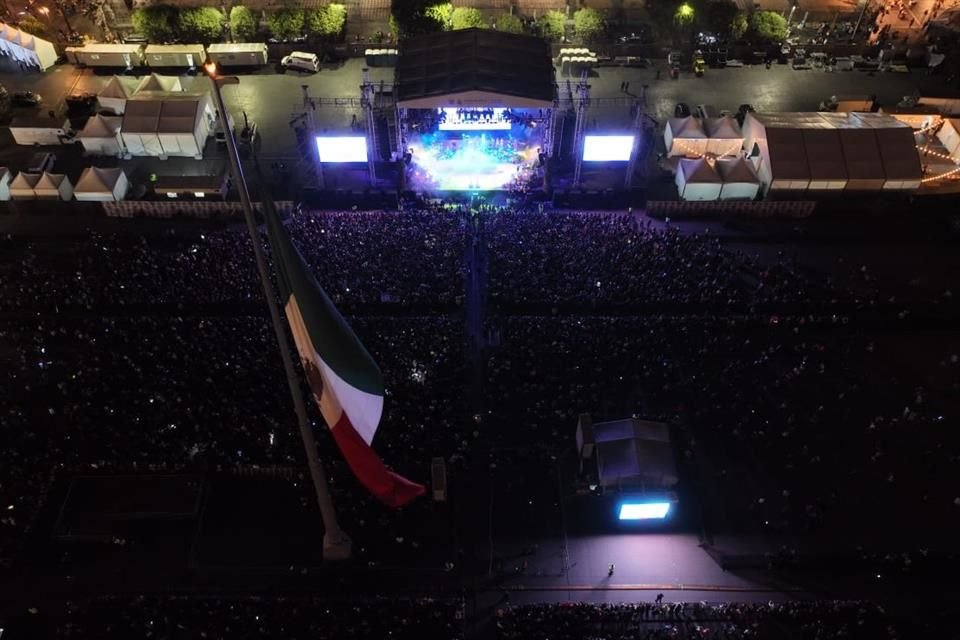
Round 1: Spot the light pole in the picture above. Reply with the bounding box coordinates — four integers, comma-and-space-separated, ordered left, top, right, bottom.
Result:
204, 62, 352, 561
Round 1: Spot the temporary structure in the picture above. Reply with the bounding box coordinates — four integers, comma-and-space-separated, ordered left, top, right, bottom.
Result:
97, 76, 132, 115
802, 130, 848, 190
134, 73, 183, 96
0, 23, 58, 70
664, 117, 708, 157
0, 168, 10, 201
839, 129, 886, 190
79, 114, 125, 156
936, 118, 960, 162
716, 157, 760, 200
34, 172, 73, 200
8, 172, 41, 200
156, 99, 208, 158
121, 99, 163, 156
875, 128, 923, 190
705, 116, 744, 156
675, 157, 722, 201
74, 167, 129, 201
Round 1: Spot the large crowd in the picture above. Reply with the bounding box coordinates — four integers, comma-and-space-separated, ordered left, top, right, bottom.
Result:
0, 207, 958, 634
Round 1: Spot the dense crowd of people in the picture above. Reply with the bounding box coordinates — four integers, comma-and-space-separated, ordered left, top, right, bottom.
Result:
56, 596, 462, 639
496, 601, 899, 640
0, 206, 957, 619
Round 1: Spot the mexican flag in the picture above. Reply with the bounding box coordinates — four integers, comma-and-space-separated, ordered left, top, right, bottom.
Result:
264, 204, 425, 508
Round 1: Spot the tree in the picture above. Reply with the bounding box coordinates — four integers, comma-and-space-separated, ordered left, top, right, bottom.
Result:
131, 5, 178, 43
177, 7, 223, 42
267, 8, 304, 40
537, 9, 565, 41
494, 12, 523, 34
425, 3, 453, 30
306, 4, 347, 37
573, 7, 604, 43
391, 0, 446, 37
230, 6, 257, 41
17, 14, 50, 39
450, 7, 486, 30
674, 2, 695, 27
750, 10, 787, 42
730, 12, 748, 40
701, 0, 738, 39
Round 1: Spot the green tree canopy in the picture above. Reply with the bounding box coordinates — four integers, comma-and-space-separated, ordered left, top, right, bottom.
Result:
391, 0, 447, 37
425, 3, 453, 30
17, 15, 50, 39
573, 7, 604, 43
306, 3, 347, 37
494, 12, 523, 34
177, 7, 223, 43
450, 7, 486, 30
537, 9, 565, 41
730, 12, 748, 39
674, 2, 695, 27
229, 6, 257, 40
750, 10, 787, 42
131, 5, 179, 42
267, 8, 305, 40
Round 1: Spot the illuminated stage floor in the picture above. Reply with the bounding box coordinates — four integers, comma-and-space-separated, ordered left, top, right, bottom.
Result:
406, 127, 543, 191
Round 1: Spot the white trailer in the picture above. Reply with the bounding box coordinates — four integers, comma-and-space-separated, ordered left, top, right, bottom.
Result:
65, 44, 146, 68
8, 117, 71, 146
145, 44, 206, 69
206, 43, 269, 67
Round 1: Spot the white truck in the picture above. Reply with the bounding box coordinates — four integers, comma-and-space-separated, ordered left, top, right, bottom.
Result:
65, 44, 146, 68
206, 43, 269, 68
8, 117, 73, 146
144, 44, 207, 69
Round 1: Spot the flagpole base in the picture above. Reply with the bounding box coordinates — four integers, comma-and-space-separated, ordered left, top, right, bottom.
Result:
323, 529, 353, 561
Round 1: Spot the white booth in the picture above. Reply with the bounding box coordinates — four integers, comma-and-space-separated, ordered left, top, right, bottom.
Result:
0, 168, 10, 201
0, 23, 58, 70
716, 157, 761, 200
34, 172, 73, 200
79, 114, 125, 156
675, 157, 722, 201
97, 76, 132, 115
705, 116, 744, 156
74, 167, 129, 201
9, 172, 41, 200
664, 117, 708, 157
121, 99, 163, 156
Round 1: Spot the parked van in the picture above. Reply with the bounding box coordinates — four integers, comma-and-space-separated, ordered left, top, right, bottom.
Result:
281, 51, 320, 73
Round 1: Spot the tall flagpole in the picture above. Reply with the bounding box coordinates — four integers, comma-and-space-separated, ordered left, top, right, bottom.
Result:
204, 63, 352, 560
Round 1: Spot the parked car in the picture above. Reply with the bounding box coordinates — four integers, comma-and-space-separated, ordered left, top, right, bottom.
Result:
725, 59, 744, 67
123, 33, 148, 43
281, 51, 320, 73
26, 151, 55, 173
65, 92, 97, 110
11, 91, 41, 107
674, 102, 691, 118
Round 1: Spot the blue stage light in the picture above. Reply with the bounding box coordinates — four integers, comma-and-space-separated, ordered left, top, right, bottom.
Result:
618, 502, 671, 520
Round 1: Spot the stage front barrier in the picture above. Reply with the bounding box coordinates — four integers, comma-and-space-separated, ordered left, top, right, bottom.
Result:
102, 200, 296, 219
647, 200, 817, 219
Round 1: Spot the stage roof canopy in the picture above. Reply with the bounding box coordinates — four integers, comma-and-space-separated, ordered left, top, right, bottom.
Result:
395, 28, 555, 109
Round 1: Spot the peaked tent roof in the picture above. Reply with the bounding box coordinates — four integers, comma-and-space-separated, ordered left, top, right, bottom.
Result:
669, 116, 707, 138
706, 115, 743, 138
716, 157, 760, 183
395, 28, 555, 108
75, 166, 125, 193
135, 73, 183, 95
80, 114, 122, 138
157, 99, 201, 133
679, 157, 722, 183
10, 172, 41, 189
98, 76, 130, 99
34, 172, 69, 194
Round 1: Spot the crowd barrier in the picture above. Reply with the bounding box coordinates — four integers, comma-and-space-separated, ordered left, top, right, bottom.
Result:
102, 200, 296, 219
647, 200, 816, 219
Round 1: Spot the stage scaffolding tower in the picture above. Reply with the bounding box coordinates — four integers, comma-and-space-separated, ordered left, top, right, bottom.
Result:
360, 69, 378, 184
301, 85, 325, 189
625, 85, 647, 190
572, 72, 591, 187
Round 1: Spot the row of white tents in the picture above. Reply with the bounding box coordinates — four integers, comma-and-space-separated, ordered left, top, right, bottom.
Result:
664, 116, 745, 157
78, 75, 215, 159
675, 157, 760, 201
0, 167, 128, 201
0, 22, 58, 71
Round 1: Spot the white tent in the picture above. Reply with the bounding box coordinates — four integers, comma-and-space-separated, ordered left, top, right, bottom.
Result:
9, 172, 40, 200
121, 99, 163, 156
705, 116, 744, 156
79, 114, 125, 156
0, 168, 10, 200
157, 99, 208, 158
0, 23, 58, 70
936, 118, 960, 162
97, 76, 132, 115
134, 73, 183, 96
664, 117, 708, 157
74, 167, 129, 201
675, 157, 722, 201
716, 157, 761, 200
34, 172, 73, 200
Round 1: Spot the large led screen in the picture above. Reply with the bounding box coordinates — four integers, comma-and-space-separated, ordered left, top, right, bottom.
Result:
315, 136, 368, 163
582, 135, 634, 162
